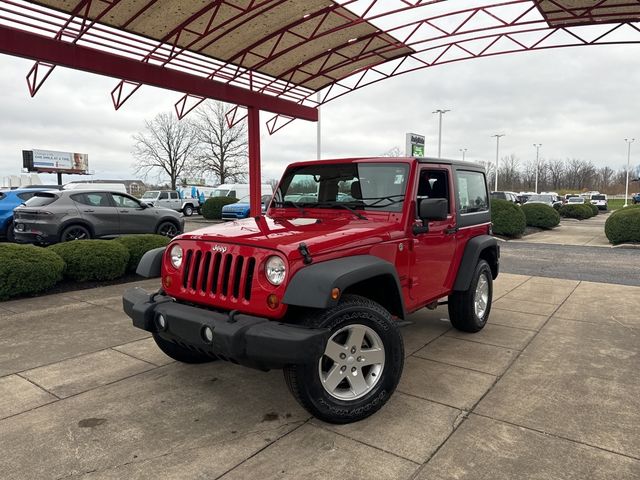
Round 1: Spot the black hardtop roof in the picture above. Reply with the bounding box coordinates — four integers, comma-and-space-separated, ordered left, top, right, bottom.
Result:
416, 157, 486, 171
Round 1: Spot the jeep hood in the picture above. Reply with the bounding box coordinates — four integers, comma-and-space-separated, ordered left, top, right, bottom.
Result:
181, 214, 402, 257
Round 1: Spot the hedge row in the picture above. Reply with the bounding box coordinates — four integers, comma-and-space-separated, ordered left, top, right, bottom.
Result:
0, 235, 168, 300
202, 196, 238, 220
605, 205, 640, 245
491, 199, 526, 238
558, 204, 597, 220
521, 203, 560, 229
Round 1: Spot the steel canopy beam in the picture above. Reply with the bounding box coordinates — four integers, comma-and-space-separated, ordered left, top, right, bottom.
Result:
0, 25, 318, 122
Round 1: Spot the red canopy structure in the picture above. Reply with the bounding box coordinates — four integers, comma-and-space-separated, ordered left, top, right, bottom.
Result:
1, 0, 639, 214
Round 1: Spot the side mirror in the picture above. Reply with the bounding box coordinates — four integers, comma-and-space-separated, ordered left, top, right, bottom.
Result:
418, 198, 449, 221
139, 202, 149, 209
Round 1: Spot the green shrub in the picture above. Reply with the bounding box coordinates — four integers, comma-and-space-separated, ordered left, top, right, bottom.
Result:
116, 235, 170, 272
521, 203, 560, 229
0, 244, 64, 300
559, 204, 593, 220
605, 206, 640, 244
49, 240, 129, 281
491, 199, 526, 238
588, 203, 599, 216
201, 197, 238, 220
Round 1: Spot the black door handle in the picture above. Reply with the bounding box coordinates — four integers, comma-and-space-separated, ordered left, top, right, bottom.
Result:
444, 227, 458, 235
83, 209, 95, 213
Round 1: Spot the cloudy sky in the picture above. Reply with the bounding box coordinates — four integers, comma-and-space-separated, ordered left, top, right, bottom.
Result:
1, 40, 639, 185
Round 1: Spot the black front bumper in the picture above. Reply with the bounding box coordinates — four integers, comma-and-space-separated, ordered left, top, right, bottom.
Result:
123, 287, 329, 371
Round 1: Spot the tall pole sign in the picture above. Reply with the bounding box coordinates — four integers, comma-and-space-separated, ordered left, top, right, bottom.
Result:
405, 133, 425, 157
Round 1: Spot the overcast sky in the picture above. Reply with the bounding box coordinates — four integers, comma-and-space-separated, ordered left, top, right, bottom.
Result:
1, 42, 639, 185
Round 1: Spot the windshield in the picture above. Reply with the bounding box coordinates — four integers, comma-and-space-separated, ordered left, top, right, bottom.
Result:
212, 189, 230, 197
142, 191, 158, 199
527, 195, 553, 202
591, 194, 605, 200
275, 162, 409, 213
24, 192, 59, 207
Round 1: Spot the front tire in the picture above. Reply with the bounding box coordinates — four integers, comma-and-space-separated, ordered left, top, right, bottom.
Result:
284, 295, 404, 424
183, 204, 194, 217
156, 221, 179, 238
6, 220, 15, 242
152, 333, 216, 364
448, 259, 493, 332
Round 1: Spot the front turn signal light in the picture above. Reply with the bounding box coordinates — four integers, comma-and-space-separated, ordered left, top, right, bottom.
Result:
267, 294, 280, 309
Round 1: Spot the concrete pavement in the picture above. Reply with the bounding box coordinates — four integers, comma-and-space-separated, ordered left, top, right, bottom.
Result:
511, 211, 611, 247
0, 275, 638, 479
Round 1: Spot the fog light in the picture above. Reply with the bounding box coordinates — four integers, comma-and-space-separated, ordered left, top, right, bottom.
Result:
331, 287, 341, 300
202, 326, 214, 344
155, 314, 167, 331
267, 294, 280, 309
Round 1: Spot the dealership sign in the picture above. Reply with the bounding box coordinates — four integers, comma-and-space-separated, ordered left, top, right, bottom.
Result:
23, 149, 89, 174
405, 133, 425, 157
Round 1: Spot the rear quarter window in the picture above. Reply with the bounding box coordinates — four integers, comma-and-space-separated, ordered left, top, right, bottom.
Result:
25, 193, 59, 207
457, 171, 488, 214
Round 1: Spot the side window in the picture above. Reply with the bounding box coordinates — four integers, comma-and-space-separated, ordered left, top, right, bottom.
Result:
457, 171, 488, 214
228, 190, 237, 198
112, 194, 140, 209
159, 192, 169, 200
417, 169, 449, 200
170, 192, 178, 200
72, 193, 111, 207
17, 192, 35, 201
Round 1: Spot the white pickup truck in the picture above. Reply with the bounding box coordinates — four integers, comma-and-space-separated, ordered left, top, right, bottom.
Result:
141, 190, 199, 216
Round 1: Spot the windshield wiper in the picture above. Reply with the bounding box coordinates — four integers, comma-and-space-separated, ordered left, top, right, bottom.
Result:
304, 202, 368, 220
360, 194, 406, 208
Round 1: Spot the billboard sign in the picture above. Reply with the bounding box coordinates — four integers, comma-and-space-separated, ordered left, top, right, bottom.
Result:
23, 149, 88, 174
405, 133, 425, 157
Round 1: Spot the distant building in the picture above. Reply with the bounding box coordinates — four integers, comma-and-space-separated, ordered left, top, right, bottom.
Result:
67, 179, 146, 195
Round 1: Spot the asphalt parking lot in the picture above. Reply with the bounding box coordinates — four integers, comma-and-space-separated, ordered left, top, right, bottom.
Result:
1, 273, 638, 479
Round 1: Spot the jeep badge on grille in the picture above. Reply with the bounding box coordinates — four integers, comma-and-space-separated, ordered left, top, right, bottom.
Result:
212, 245, 227, 253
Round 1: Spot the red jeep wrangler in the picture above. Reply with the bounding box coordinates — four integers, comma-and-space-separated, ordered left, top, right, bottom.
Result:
123, 157, 498, 424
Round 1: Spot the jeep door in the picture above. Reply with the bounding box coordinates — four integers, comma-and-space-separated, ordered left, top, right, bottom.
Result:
409, 166, 458, 303
72, 192, 120, 237
111, 193, 156, 234
169, 191, 182, 211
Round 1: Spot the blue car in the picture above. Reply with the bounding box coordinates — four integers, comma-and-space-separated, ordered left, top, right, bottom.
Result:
222, 195, 272, 220
0, 188, 52, 241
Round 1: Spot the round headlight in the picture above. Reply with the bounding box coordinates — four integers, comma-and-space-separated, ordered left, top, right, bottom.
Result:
265, 256, 286, 286
169, 244, 183, 269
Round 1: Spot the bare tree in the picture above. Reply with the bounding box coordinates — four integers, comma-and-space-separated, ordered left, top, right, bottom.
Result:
194, 101, 248, 185
547, 159, 565, 190
133, 113, 199, 189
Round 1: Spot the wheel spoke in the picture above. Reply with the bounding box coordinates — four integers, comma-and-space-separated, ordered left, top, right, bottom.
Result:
360, 347, 384, 366
322, 364, 345, 392
324, 339, 348, 363
347, 368, 368, 396
346, 325, 366, 350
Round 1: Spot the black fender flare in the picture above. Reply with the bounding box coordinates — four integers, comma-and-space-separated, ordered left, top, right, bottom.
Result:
282, 255, 406, 318
136, 247, 166, 278
453, 235, 499, 291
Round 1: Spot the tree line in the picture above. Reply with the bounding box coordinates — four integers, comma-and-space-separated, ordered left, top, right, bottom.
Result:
132, 101, 248, 189
482, 155, 639, 193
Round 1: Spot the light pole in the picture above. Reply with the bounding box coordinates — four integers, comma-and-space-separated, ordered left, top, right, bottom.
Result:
624, 138, 634, 207
433, 109, 450, 158
492, 134, 505, 191
533, 143, 542, 193
459, 148, 467, 161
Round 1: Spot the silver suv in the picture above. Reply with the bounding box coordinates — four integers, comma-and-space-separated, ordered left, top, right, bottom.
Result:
13, 190, 184, 244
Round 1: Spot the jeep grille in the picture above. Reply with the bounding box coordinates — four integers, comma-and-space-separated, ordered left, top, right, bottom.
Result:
182, 249, 256, 301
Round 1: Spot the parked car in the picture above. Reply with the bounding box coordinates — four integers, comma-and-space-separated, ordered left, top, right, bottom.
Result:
221, 194, 272, 220
632, 193, 640, 205
590, 193, 608, 210
525, 194, 562, 208
0, 187, 52, 242
564, 194, 579, 203
491, 191, 519, 203
13, 190, 184, 244
141, 190, 200, 216
210, 183, 272, 199
123, 156, 499, 424
567, 196, 585, 204
64, 182, 127, 193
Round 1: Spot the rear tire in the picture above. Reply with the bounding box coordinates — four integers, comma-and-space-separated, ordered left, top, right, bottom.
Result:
284, 295, 404, 424
183, 204, 194, 217
60, 225, 91, 242
152, 332, 216, 364
448, 260, 493, 333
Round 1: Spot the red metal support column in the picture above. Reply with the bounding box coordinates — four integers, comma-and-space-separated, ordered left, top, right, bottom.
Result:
247, 106, 261, 217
